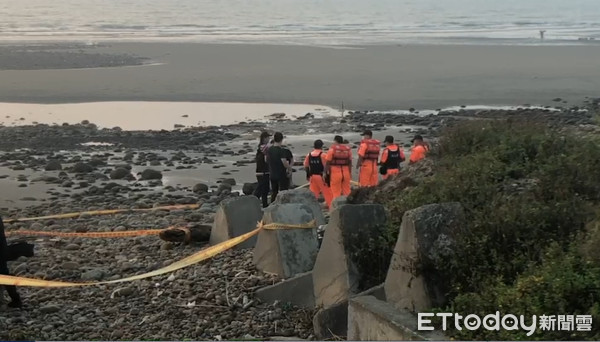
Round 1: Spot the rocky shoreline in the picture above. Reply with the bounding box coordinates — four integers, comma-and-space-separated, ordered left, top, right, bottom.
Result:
1, 99, 599, 340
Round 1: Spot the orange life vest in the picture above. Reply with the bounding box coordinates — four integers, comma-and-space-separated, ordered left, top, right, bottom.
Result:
330, 144, 351, 166
363, 139, 381, 160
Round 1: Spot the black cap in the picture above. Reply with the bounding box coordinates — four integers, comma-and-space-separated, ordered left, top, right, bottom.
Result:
314, 139, 324, 149
361, 130, 373, 137
260, 131, 271, 139
384, 135, 394, 143
411, 134, 423, 143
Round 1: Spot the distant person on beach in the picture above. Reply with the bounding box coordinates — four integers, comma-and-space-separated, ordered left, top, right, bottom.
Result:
304, 139, 333, 208
409, 135, 429, 164
325, 135, 352, 200
267, 132, 291, 202
253, 131, 271, 208
1, 216, 22, 308
357, 129, 381, 187
379, 135, 405, 180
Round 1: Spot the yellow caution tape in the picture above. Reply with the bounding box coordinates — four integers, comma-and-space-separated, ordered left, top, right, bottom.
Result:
4, 204, 200, 223
5, 228, 165, 238
0, 220, 316, 287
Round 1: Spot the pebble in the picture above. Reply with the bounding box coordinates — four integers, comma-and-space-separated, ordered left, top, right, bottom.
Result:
62, 262, 80, 270
40, 305, 61, 314
64, 244, 80, 251
81, 269, 106, 281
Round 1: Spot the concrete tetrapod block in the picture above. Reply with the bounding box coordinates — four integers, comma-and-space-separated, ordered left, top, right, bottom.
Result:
312, 283, 387, 340
348, 295, 448, 341
272, 188, 326, 226
330, 196, 347, 210
209, 195, 263, 250
253, 203, 319, 278
312, 204, 387, 308
385, 202, 464, 313
255, 271, 315, 308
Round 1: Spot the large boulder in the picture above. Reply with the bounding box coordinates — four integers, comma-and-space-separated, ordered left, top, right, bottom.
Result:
242, 182, 258, 196
71, 162, 94, 174
140, 169, 163, 180
253, 203, 319, 278
272, 189, 326, 226
221, 178, 236, 186
209, 196, 263, 250
110, 167, 132, 180
193, 183, 209, 194
44, 160, 62, 171
313, 204, 387, 308
385, 202, 464, 313
89, 158, 107, 167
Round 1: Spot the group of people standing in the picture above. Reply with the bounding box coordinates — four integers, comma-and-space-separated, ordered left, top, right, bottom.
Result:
253, 129, 428, 209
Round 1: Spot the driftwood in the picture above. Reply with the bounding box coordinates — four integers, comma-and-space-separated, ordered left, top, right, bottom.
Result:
158, 225, 211, 244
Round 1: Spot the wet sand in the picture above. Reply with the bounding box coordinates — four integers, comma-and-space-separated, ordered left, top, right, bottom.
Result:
0, 101, 337, 130
0, 43, 599, 111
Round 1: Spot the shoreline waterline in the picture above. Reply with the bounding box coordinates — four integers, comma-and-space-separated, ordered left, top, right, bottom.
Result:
0, 101, 572, 131
0, 101, 340, 131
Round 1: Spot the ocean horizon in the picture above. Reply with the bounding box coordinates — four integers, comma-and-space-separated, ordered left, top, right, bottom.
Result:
1, 0, 599, 46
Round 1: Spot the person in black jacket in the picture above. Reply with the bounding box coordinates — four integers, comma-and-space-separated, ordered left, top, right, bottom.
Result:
1, 216, 22, 308
267, 132, 292, 202
253, 131, 271, 208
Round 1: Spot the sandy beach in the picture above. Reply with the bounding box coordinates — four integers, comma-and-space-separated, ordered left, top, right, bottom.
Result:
1, 43, 599, 111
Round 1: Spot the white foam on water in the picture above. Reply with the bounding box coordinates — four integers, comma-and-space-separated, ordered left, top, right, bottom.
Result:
363, 104, 564, 116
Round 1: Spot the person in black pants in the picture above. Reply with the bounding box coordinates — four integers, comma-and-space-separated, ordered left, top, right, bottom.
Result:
253, 131, 271, 208
1, 216, 22, 308
267, 132, 291, 203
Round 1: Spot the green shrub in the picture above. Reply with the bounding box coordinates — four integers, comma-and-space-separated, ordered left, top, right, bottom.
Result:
344, 222, 397, 291
369, 119, 600, 340
451, 242, 600, 340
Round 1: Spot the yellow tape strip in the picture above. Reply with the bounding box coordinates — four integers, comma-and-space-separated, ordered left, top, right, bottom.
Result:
5, 229, 165, 238
0, 220, 316, 287
4, 204, 200, 223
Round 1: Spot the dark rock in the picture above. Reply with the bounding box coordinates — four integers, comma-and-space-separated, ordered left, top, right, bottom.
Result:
221, 178, 237, 186
45, 160, 63, 171
40, 304, 61, 314
89, 158, 107, 167
217, 183, 232, 196
140, 169, 163, 180
193, 183, 209, 194
72, 162, 94, 174
242, 182, 258, 195
110, 167, 132, 180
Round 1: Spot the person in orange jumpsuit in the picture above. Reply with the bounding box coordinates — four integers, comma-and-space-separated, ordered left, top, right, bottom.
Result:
304, 139, 333, 208
379, 135, 405, 180
409, 134, 429, 164
357, 130, 380, 187
325, 135, 352, 200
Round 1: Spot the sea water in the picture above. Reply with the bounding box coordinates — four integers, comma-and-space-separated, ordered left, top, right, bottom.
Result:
0, 0, 599, 46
